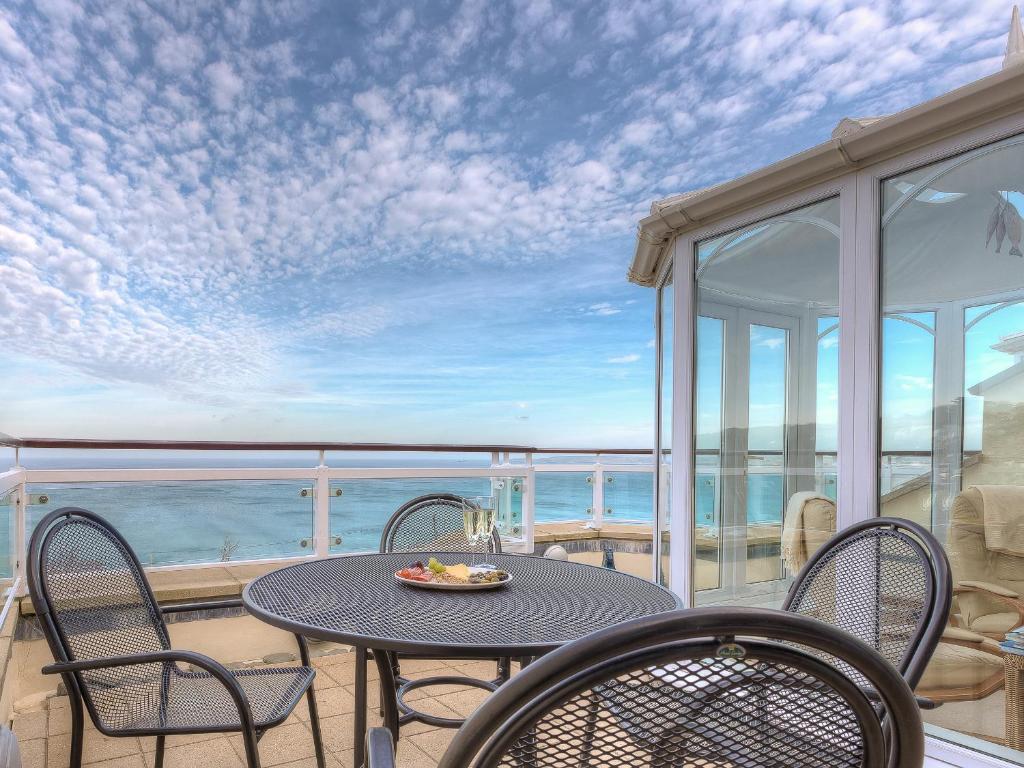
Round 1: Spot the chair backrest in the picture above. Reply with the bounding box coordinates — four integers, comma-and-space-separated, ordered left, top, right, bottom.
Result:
27, 508, 170, 725
783, 517, 952, 690
379, 493, 501, 554
438, 607, 923, 768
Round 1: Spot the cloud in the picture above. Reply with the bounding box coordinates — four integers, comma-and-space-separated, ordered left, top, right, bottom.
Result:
0, 0, 1011, 442
0, 14, 30, 61
607, 353, 640, 364
205, 61, 243, 110
586, 303, 622, 316
154, 33, 204, 74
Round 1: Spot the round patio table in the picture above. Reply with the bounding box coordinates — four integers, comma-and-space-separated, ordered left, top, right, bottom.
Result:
242, 552, 682, 767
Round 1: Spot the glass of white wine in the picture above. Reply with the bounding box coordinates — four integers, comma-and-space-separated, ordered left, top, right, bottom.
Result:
463, 496, 497, 566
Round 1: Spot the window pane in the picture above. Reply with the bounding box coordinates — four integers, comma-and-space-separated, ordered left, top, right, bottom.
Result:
881, 134, 1024, 763
694, 196, 839, 607
695, 315, 724, 591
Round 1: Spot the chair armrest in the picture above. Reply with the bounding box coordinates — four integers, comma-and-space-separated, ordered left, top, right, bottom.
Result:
42, 649, 257, 730
956, 580, 1020, 599
366, 727, 396, 768
860, 684, 939, 711
160, 598, 244, 615
942, 625, 989, 644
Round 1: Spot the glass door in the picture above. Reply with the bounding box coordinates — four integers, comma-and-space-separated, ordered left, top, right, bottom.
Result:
696, 304, 797, 603
693, 196, 841, 609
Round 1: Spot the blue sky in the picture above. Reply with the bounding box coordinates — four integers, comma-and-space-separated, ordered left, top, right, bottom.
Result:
0, 0, 1015, 446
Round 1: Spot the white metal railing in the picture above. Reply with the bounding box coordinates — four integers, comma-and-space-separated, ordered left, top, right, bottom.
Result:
0, 446, 660, 585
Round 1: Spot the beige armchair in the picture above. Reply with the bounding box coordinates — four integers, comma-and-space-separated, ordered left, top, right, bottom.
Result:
780, 491, 837, 574
916, 625, 1005, 704
781, 491, 1008, 706
948, 485, 1024, 639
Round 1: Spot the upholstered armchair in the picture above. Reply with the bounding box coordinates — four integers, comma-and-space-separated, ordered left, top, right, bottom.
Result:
780, 490, 1007, 706
781, 491, 837, 575
947, 485, 1024, 639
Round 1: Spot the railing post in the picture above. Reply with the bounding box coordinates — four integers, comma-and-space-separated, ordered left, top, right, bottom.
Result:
591, 458, 604, 530
523, 453, 535, 553
15, 468, 26, 584
313, 451, 330, 558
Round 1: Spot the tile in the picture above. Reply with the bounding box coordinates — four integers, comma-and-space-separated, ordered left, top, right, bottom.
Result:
393, 659, 450, 675
275, 755, 344, 768
137, 732, 223, 751
229, 722, 317, 767
315, 657, 379, 687
142, 737, 242, 768
432, 689, 489, 718
407, 728, 456, 762
395, 741, 437, 768
84, 756, 147, 768
314, 714, 357, 755
18, 738, 46, 768
443, 660, 503, 680
299, 685, 355, 719
47, 706, 71, 737
13, 710, 49, 741
48, 732, 141, 767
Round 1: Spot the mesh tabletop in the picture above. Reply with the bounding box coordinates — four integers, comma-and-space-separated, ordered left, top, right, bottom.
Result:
243, 553, 682, 655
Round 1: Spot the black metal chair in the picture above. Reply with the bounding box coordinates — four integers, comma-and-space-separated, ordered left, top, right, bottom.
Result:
27, 507, 326, 768
379, 493, 502, 554
367, 607, 925, 768
783, 517, 952, 696
377, 493, 511, 728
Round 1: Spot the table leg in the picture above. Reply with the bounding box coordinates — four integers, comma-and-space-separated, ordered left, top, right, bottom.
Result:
354, 646, 368, 768
373, 649, 400, 738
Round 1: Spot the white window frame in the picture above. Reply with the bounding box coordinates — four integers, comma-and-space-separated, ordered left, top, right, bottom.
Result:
666, 109, 1024, 767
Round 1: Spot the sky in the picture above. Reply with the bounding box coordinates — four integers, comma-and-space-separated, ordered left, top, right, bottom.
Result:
0, 0, 1017, 448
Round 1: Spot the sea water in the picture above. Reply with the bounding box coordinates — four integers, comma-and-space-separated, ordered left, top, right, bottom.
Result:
0, 456, 854, 574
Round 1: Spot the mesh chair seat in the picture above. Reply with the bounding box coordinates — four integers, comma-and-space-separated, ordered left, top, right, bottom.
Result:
365, 608, 926, 768
87, 664, 315, 733
596, 662, 866, 767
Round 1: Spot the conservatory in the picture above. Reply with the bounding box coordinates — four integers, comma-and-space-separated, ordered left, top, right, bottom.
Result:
633, 21, 1024, 768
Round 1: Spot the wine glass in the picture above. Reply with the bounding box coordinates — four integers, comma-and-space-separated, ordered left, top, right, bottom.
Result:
463, 496, 496, 566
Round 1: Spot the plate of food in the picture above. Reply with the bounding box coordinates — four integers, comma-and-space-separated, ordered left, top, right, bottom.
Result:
395, 558, 511, 591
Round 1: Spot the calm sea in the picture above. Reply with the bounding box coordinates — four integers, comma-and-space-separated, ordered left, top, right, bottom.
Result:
0, 453, 841, 573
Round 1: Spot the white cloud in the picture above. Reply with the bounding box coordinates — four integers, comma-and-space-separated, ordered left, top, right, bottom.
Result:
607, 353, 640, 364
586, 303, 622, 316
0, 15, 30, 61
154, 33, 204, 74
353, 87, 392, 122
205, 61, 243, 110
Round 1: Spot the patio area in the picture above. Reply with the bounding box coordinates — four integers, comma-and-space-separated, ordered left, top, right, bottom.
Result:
9, 647, 486, 768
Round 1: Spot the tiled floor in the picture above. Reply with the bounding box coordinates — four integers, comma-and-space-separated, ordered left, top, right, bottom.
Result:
10, 653, 499, 768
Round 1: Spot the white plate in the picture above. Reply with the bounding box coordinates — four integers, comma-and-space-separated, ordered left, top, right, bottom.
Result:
394, 568, 512, 591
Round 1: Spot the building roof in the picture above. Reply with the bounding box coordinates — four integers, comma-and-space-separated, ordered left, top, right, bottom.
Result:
627, 13, 1024, 287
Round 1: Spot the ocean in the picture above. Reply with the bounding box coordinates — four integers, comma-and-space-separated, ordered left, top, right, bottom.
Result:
0, 456, 845, 574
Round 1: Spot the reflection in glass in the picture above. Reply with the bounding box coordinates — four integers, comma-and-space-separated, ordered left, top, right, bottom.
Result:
695, 315, 724, 591
658, 278, 673, 586
881, 134, 1024, 761
694, 196, 840, 606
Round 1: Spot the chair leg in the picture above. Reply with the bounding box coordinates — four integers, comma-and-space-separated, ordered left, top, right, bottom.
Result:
294, 634, 326, 768
68, 690, 84, 768
239, 722, 262, 768
305, 687, 326, 768
154, 735, 165, 768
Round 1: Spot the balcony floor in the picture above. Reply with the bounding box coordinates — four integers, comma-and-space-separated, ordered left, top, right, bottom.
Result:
11, 651, 488, 768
